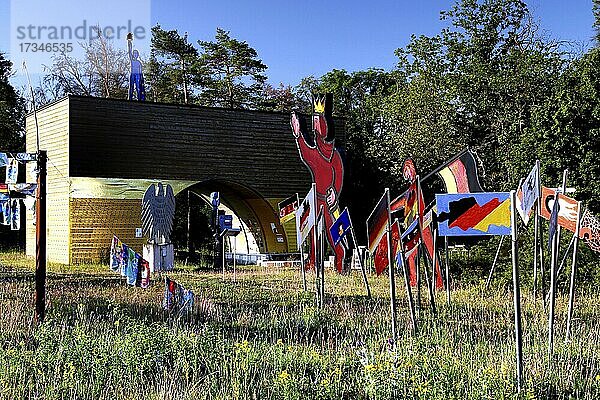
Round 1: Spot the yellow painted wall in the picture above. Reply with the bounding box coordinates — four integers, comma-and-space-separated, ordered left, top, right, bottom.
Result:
26, 98, 70, 264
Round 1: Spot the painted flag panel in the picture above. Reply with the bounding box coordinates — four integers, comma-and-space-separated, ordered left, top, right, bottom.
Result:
296, 187, 316, 248
278, 194, 298, 224
367, 192, 389, 254
374, 235, 388, 276
330, 207, 352, 247
437, 150, 483, 193
436, 192, 511, 236
579, 209, 600, 253
374, 220, 401, 276
538, 186, 580, 233
516, 163, 540, 225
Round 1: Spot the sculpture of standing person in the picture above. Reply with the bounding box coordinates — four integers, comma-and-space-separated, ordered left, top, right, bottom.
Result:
127, 32, 145, 101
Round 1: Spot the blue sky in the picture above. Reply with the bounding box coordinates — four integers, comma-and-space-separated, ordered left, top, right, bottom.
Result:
1, 0, 596, 87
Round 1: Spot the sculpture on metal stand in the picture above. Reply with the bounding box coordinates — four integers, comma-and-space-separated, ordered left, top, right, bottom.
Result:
127, 32, 146, 101
142, 182, 175, 271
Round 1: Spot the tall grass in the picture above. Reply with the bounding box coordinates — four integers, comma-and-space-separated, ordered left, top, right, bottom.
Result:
0, 251, 598, 399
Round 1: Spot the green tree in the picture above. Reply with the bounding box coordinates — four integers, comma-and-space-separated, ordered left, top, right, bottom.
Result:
0, 53, 25, 151
196, 28, 267, 109
533, 47, 600, 213
370, 0, 564, 193
147, 25, 198, 104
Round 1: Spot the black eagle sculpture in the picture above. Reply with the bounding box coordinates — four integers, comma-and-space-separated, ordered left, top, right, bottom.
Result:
141, 183, 176, 244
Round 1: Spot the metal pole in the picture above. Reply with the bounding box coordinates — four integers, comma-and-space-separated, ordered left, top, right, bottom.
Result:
533, 195, 539, 298
565, 202, 581, 341
222, 235, 225, 280
548, 169, 568, 361
350, 224, 371, 298
537, 159, 545, 302
421, 244, 437, 316
312, 184, 320, 307
386, 189, 398, 340
297, 193, 307, 292
445, 236, 450, 306
233, 236, 237, 282
399, 233, 417, 335
485, 236, 505, 290
34, 150, 47, 323
187, 190, 192, 260
511, 190, 524, 391
320, 212, 325, 305
415, 243, 421, 316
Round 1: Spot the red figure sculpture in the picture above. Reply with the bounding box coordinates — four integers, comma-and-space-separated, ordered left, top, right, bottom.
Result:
291, 94, 347, 273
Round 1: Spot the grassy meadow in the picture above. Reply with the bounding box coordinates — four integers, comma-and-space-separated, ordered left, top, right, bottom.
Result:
1, 250, 599, 399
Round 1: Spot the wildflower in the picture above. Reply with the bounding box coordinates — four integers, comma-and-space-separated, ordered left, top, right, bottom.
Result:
364, 363, 378, 373
276, 370, 290, 384
276, 339, 283, 346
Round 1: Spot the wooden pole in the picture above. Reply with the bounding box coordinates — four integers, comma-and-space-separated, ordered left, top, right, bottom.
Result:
565, 202, 582, 341
34, 150, 47, 323
548, 169, 568, 361
445, 236, 451, 306
485, 236, 505, 290
386, 189, 398, 340
297, 193, 307, 292
510, 190, 524, 391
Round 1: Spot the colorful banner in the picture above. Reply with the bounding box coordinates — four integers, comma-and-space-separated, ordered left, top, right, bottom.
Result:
10, 199, 20, 231
579, 209, 600, 253
296, 187, 316, 248
436, 192, 511, 236
278, 194, 298, 224
516, 163, 540, 225
163, 277, 194, 313
538, 186, 580, 233
374, 219, 400, 276
109, 235, 151, 288
437, 149, 483, 193
5, 158, 18, 184
367, 191, 389, 253
330, 207, 352, 247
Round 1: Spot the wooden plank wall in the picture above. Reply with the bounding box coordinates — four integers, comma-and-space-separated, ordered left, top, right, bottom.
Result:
68, 96, 345, 199
25, 98, 71, 264
70, 198, 144, 264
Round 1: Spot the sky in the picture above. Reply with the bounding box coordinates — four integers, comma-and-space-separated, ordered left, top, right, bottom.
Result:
0, 0, 596, 88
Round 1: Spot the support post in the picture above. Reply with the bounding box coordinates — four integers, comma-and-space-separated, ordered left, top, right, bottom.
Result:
386, 189, 398, 340
297, 193, 308, 292
511, 190, 524, 391
34, 150, 47, 323
548, 169, 568, 361
421, 244, 437, 316
485, 236, 505, 289
565, 202, 581, 341
445, 236, 450, 306
350, 220, 371, 298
